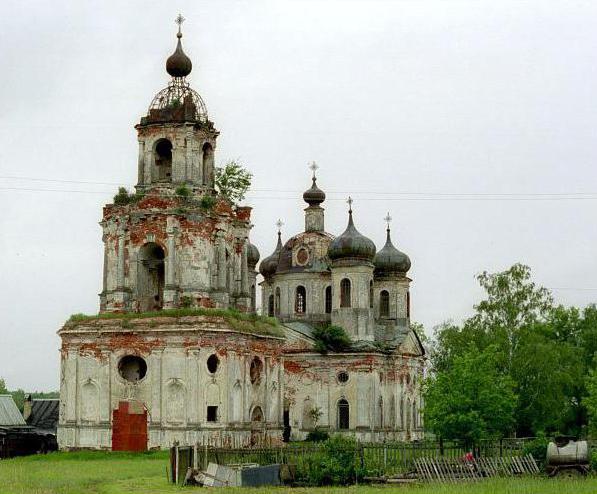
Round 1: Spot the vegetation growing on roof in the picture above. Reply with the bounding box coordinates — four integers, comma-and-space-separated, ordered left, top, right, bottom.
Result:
112, 187, 144, 206
312, 324, 351, 353
67, 308, 283, 337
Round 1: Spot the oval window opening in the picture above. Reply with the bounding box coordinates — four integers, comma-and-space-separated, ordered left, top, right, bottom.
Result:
118, 356, 147, 382
337, 371, 349, 384
207, 354, 219, 374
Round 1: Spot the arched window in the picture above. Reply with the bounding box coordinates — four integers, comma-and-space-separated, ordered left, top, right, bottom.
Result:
369, 280, 373, 308
325, 286, 332, 314
251, 406, 264, 422
295, 286, 306, 314
138, 243, 165, 312
340, 278, 351, 308
380, 290, 390, 317
412, 401, 417, 430
202, 143, 214, 185
337, 399, 349, 430
377, 397, 384, 428
407, 291, 411, 318
275, 287, 281, 316
268, 294, 274, 317
250, 284, 256, 312
154, 139, 172, 182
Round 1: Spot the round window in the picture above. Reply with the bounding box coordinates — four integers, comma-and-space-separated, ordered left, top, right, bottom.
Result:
296, 248, 309, 266
337, 371, 349, 384
118, 356, 147, 382
207, 354, 219, 374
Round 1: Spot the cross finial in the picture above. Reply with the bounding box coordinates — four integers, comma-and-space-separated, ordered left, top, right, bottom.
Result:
308, 161, 319, 179
347, 196, 353, 213
175, 13, 185, 34
275, 219, 284, 232
384, 212, 392, 230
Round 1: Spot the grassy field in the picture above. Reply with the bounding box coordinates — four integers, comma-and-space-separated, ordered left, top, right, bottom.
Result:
1, 451, 596, 494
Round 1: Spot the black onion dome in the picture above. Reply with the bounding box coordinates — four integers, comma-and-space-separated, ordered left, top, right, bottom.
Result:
328, 210, 376, 262
166, 32, 192, 78
247, 241, 260, 267
374, 228, 411, 275
303, 177, 326, 206
259, 232, 283, 278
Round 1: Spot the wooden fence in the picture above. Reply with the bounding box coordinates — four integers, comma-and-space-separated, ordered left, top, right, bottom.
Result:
194, 438, 532, 477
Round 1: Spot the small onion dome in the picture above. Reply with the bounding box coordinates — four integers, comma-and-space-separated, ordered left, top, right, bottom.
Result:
303, 177, 326, 206
374, 227, 411, 275
166, 32, 192, 78
247, 241, 260, 268
259, 231, 283, 278
328, 210, 376, 262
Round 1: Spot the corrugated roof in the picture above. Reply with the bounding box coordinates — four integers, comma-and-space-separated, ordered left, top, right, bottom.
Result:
0, 395, 26, 426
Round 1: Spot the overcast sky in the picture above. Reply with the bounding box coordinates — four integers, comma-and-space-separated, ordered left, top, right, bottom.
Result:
1, 0, 597, 391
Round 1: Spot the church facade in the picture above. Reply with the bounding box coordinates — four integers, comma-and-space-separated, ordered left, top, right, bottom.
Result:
57, 23, 424, 450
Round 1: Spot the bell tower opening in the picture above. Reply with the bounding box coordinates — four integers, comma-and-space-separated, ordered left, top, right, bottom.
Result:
154, 139, 173, 182
138, 242, 165, 312
202, 143, 214, 186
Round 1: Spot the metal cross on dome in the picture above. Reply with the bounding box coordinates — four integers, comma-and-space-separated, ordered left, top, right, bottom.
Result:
347, 196, 353, 213
175, 13, 185, 33
308, 161, 319, 178
275, 219, 284, 232
384, 212, 392, 229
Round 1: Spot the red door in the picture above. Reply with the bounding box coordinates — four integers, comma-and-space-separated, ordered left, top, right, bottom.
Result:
112, 401, 148, 451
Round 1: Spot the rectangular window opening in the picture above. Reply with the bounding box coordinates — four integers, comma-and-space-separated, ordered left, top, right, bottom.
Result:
207, 406, 218, 422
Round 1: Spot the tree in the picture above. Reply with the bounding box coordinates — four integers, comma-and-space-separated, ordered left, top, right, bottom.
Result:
312, 325, 351, 353
423, 347, 516, 443
0, 378, 7, 394
215, 160, 252, 204
584, 365, 597, 436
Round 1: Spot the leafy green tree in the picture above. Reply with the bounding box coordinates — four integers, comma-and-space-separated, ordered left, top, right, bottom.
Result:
423, 347, 516, 443
0, 378, 7, 394
215, 160, 252, 204
584, 365, 597, 436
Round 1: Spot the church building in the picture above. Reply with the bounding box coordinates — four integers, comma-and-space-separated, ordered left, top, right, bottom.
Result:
57, 21, 425, 450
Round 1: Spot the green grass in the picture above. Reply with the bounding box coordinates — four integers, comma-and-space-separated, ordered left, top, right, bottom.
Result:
1, 451, 597, 494
66, 308, 284, 338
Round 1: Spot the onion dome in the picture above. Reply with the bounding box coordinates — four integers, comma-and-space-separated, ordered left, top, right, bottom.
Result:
259, 230, 283, 278
374, 226, 411, 275
166, 31, 192, 78
328, 203, 376, 262
303, 177, 326, 206
247, 241, 260, 268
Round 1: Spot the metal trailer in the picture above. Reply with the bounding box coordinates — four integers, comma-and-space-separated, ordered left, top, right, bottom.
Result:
546, 438, 590, 477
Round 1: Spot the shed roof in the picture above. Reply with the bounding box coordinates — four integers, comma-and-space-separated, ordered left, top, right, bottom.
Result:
0, 395, 26, 426
27, 399, 59, 432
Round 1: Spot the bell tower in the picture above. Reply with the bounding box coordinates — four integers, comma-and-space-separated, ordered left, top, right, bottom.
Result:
135, 15, 218, 193
99, 18, 255, 314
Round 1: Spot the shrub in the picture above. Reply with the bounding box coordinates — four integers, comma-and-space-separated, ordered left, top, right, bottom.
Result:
305, 429, 329, 442
113, 187, 144, 206
302, 435, 364, 486
200, 195, 216, 210
312, 325, 351, 353
175, 184, 191, 198
180, 296, 193, 308
522, 434, 550, 469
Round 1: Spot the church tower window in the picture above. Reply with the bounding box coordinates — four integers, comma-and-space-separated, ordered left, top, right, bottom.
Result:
325, 286, 332, 314
154, 139, 173, 182
268, 294, 274, 317
295, 286, 306, 314
380, 290, 390, 317
340, 278, 351, 308
202, 143, 214, 185
275, 287, 281, 316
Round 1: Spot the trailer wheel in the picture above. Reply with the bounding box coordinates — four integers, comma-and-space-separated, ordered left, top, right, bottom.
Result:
555, 467, 583, 478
